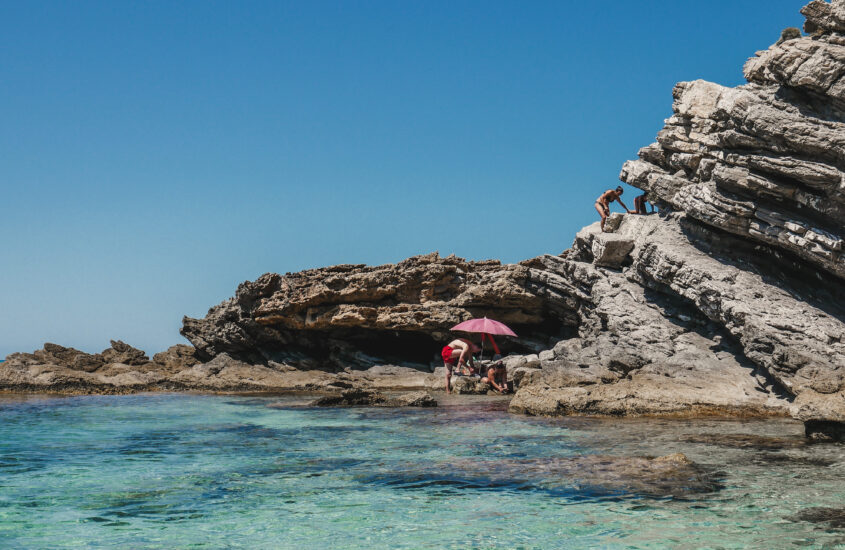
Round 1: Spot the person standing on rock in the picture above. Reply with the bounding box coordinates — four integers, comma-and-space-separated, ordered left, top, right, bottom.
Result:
441, 338, 480, 394
595, 186, 632, 232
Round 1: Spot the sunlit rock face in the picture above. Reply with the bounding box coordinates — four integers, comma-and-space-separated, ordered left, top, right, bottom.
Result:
620, 1, 845, 280
594, 0, 845, 435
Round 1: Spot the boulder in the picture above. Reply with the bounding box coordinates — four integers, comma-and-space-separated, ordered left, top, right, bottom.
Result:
308, 388, 437, 407
100, 340, 149, 366
591, 233, 635, 268
384, 391, 438, 407
450, 375, 488, 395
152, 344, 200, 373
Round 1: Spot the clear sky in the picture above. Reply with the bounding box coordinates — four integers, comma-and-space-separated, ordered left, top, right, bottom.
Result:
1, 0, 807, 358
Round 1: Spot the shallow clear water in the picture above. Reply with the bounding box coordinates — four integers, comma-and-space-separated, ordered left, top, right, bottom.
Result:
0, 393, 843, 549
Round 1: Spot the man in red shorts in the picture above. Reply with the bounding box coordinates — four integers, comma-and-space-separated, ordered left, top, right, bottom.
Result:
441, 338, 480, 394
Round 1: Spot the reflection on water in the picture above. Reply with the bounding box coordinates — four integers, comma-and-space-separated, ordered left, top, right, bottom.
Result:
0, 393, 843, 548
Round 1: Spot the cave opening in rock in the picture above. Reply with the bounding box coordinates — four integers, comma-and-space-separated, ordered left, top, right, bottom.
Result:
316, 320, 575, 371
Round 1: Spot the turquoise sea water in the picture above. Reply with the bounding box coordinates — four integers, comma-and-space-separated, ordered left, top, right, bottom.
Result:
0, 393, 843, 549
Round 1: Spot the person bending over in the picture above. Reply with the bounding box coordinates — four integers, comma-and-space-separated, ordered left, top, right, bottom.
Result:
441, 338, 480, 394
595, 186, 632, 232
482, 361, 511, 394
633, 191, 655, 215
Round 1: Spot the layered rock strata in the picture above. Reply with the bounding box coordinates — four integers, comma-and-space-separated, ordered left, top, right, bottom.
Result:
620, 2, 845, 280
180, 253, 580, 369
611, 0, 845, 435
510, 213, 841, 419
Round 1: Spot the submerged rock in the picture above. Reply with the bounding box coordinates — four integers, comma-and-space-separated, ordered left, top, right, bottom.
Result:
308, 388, 437, 408
416, 452, 723, 498
790, 507, 845, 529
681, 433, 808, 450
309, 388, 388, 407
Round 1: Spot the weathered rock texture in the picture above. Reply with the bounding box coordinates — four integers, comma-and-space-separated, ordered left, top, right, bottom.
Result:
0, 342, 443, 394
608, 0, 845, 435
0, 341, 197, 394
621, 2, 845, 280
510, 214, 837, 418
2, 1, 844, 437
180, 253, 575, 370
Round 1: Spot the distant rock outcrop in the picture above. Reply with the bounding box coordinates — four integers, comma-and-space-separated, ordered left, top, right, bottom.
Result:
0, 341, 196, 393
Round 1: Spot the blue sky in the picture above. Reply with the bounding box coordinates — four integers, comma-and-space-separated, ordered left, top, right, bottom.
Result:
1, 0, 806, 357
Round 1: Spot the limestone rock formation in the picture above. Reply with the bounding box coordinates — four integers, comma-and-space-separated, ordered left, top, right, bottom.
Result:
180, 252, 581, 369
0, 341, 187, 393
512, 215, 810, 418
179, 0, 845, 433
620, 2, 845, 280
0, 341, 444, 394
607, 0, 845, 435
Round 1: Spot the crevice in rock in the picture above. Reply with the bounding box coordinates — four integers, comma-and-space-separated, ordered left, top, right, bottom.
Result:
678, 217, 845, 323
775, 85, 845, 131
804, 420, 845, 441
711, 167, 844, 236
242, 320, 572, 372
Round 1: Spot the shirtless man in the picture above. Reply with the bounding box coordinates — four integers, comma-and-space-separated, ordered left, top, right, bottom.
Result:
595, 186, 632, 232
481, 361, 510, 394
441, 338, 480, 394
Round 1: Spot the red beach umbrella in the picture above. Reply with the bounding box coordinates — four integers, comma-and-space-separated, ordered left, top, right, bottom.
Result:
450, 317, 517, 360
450, 317, 518, 337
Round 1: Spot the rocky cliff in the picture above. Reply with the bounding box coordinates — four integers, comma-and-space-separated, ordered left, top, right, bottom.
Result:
178, 0, 845, 435
609, 0, 845, 435
3, 1, 843, 436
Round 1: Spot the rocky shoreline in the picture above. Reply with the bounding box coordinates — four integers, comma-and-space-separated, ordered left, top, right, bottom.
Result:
3, 1, 844, 439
